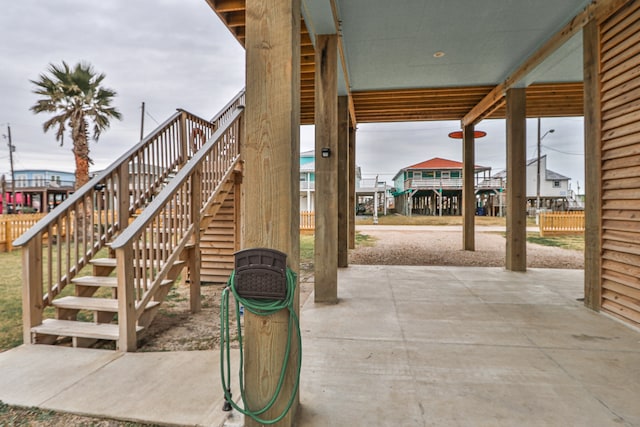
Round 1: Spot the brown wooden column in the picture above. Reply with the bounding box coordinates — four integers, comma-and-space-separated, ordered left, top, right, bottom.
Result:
505, 88, 527, 271
314, 34, 339, 303
348, 125, 356, 249
243, 0, 301, 424
583, 18, 602, 311
337, 95, 349, 267
463, 124, 475, 251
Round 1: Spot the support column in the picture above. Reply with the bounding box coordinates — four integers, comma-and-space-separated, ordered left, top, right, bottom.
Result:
243, 0, 301, 424
337, 96, 349, 267
314, 34, 339, 303
463, 124, 475, 251
583, 19, 602, 311
505, 88, 527, 271
348, 125, 356, 249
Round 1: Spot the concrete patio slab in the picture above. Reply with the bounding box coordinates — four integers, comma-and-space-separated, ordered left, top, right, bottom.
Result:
1, 265, 638, 426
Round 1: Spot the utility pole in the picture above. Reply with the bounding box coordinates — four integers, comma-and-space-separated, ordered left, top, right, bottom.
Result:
536, 118, 554, 215
6, 124, 15, 213
140, 101, 145, 140
373, 175, 379, 225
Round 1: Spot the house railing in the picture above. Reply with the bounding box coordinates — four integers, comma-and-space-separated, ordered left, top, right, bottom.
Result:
109, 107, 243, 350
538, 211, 585, 237
406, 178, 463, 189
13, 90, 245, 342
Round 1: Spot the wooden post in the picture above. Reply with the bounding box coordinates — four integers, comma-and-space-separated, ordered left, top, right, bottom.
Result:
583, 18, 602, 311
117, 163, 129, 232
337, 96, 349, 267
5, 220, 11, 252
463, 124, 475, 251
116, 245, 137, 351
243, 0, 301, 425
189, 166, 202, 313
505, 88, 527, 271
21, 235, 43, 344
314, 34, 339, 303
179, 110, 188, 165
348, 125, 356, 249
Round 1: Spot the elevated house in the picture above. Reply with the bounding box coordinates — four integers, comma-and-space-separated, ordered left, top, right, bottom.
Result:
392, 157, 493, 216
10, 2, 640, 426
490, 155, 582, 214
2, 169, 74, 213
299, 149, 315, 211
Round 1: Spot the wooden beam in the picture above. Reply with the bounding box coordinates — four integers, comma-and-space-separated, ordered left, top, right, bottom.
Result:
505, 88, 527, 272
337, 96, 349, 268
462, 0, 630, 127
462, 124, 475, 251
583, 18, 603, 311
314, 34, 339, 303
348, 125, 356, 249
329, 0, 357, 126
243, 0, 300, 424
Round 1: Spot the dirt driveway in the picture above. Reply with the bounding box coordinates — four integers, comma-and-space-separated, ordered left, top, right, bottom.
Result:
350, 225, 584, 269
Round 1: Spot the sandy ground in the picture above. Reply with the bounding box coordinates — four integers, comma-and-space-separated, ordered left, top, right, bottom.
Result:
350, 228, 584, 269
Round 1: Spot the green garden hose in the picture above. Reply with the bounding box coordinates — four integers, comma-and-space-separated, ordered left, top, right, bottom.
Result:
220, 268, 302, 425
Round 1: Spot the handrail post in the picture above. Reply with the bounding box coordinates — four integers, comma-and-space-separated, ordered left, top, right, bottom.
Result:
118, 163, 130, 229
116, 245, 137, 351
179, 110, 189, 166
22, 235, 43, 344
189, 165, 202, 313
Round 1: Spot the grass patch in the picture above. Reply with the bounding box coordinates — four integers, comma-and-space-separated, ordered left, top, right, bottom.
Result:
0, 245, 110, 352
300, 234, 314, 264
526, 233, 584, 252
355, 232, 377, 247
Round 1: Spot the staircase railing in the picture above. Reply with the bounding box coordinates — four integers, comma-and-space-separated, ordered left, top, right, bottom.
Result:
14, 89, 245, 344
110, 105, 243, 351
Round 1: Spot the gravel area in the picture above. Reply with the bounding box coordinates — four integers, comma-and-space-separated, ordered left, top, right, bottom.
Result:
350, 228, 584, 269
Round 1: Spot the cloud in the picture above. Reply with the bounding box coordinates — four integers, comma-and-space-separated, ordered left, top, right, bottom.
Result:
0, 0, 245, 176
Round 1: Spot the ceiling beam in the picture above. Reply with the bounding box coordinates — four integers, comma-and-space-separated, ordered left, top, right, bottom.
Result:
462, 0, 631, 127
329, 0, 357, 126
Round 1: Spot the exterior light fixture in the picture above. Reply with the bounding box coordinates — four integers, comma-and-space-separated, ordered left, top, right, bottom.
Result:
321, 147, 331, 158
433, 51, 446, 58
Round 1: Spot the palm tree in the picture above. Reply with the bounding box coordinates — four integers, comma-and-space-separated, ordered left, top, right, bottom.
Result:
30, 61, 122, 189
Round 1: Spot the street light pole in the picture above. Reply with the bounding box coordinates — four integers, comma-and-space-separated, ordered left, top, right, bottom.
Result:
536, 118, 554, 214
6, 124, 16, 213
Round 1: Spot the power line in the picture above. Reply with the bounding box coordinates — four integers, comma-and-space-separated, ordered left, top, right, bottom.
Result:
541, 144, 583, 156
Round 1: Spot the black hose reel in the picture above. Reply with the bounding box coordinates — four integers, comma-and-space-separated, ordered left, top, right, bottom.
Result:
232, 247, 288, 301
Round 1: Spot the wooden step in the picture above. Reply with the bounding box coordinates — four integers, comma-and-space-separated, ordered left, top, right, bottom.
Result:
72, 276, 118, 288
71, 276, 174, 289
32, 319, 142, 341
90, 258, 186, 269
52, 296, 160, 312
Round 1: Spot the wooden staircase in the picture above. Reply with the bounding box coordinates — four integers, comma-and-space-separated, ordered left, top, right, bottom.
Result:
29, 173, 237, 349
14, 91, 245, 351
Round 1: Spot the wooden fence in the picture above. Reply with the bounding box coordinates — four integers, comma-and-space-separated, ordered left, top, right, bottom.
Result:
538, 211, 585, 237
0, 213, 47, 252
300, 210, 314, 233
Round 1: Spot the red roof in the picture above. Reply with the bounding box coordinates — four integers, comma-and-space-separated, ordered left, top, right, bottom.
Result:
404, 157, 481, 170
406, 157, 461, 169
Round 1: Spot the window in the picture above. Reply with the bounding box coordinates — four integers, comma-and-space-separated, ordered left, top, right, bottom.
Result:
553, 180, 561, 188
451, 171, 460, 178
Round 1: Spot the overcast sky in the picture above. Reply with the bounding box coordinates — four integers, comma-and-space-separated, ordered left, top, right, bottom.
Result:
0, 1, 585, 193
